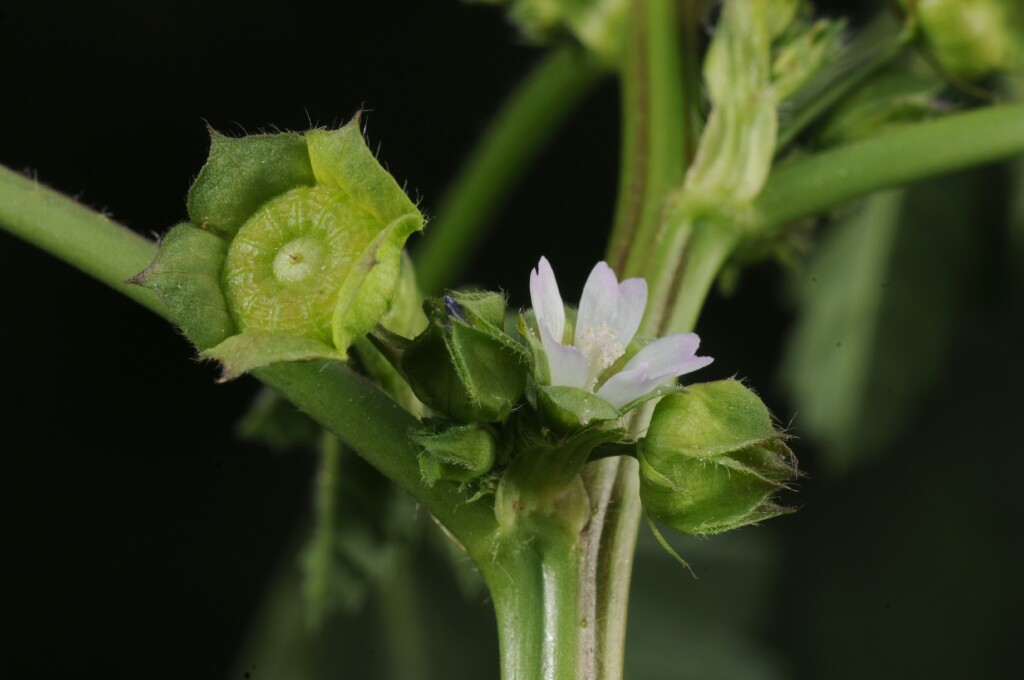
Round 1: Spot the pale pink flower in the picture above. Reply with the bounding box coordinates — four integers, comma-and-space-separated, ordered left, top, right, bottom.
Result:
529, 257, 713, 409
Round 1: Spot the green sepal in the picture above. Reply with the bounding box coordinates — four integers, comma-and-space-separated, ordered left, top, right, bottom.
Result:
411, 424, 499, 485
127, 223, 234, 350
187, 131, 315, 239
535, 385, 620, 433
204, 331, 341, 382
638, 379, 797, 537
306, 119, 421, 227
331, 214, 423, 354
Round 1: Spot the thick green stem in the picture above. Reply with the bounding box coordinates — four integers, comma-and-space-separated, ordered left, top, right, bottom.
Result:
416, 46, 605, 293
486, 542, 585, 680
752, 103, 1024, 236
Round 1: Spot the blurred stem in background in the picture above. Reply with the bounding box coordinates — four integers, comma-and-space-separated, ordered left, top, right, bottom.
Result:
415, 45, 606, 294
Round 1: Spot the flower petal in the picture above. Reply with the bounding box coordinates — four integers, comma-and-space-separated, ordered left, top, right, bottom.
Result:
539, 320, 589, 389
575, 262, 647, 349
614, 277, 647, 347
596, 333, 713, 409
575, 261, 620, 347
530, 256, 565, 343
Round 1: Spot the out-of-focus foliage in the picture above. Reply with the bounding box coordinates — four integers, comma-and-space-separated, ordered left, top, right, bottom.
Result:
781, 166, 997, 471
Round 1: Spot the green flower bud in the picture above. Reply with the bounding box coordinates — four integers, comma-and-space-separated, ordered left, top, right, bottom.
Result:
471, 0, 626, 64
130, 116, 423, 379
400, 291, 527, 423
411, 424, 499, 485
901, 0, 1024, 79
638, 379, 797, 536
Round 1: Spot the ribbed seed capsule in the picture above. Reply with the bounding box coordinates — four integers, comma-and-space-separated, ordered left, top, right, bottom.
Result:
130, 119, 425, 379
223, 185, 379, 343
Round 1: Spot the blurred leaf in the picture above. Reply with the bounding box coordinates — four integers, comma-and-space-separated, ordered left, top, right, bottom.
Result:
781, 168, 991, 471
236, 388, 322, 452
302, 434, 418, 627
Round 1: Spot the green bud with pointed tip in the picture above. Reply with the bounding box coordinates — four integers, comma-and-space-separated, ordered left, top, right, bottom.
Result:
131, 116, 423, 379
401, 291, 527, 423
638, 379, 797, 536
411, 424, 499, 485
901, 0, 1024, 79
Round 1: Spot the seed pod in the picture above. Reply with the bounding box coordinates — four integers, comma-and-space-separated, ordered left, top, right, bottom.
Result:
131, 117, 423, 378
638, 379, 797, 536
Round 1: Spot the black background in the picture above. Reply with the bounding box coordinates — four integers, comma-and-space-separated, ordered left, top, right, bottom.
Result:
2, 1, 1020, 678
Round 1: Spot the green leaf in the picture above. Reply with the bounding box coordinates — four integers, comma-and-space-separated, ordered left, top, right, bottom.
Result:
187, 131, 315, 239
127, 223, 234, 350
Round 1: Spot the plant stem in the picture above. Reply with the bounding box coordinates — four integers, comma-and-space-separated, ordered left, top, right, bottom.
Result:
588, 2, 705, 678
415, 46, 606, 293
0, 166, 165, 315
485, 538, 585, 680
752, 103, 1024, 236
607, 0, 698, 276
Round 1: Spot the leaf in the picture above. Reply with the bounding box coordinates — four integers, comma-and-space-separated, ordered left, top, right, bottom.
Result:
781, 170, 992, 471
127, 223, 234, 350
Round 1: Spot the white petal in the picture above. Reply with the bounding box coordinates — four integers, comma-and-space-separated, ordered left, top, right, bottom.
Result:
596, 333, 713, 409
575, 262, 648, 349
624, 333, 713, 378
613, 277, 647, 347
539, 320, 589, 388
575, 261, 620, 347
530, 256, 565, 343
595, 363, 660, 409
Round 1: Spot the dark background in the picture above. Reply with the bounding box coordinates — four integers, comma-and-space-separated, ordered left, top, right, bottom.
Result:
2, 1, 1021, 678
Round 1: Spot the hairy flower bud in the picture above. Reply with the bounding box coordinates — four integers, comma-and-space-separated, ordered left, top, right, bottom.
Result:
638, 379, 797, 536
400, 291, 527, 423
411, 424, 499, 485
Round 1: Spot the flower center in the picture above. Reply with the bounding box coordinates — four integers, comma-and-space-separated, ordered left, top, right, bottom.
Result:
577, 322, 625, 388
